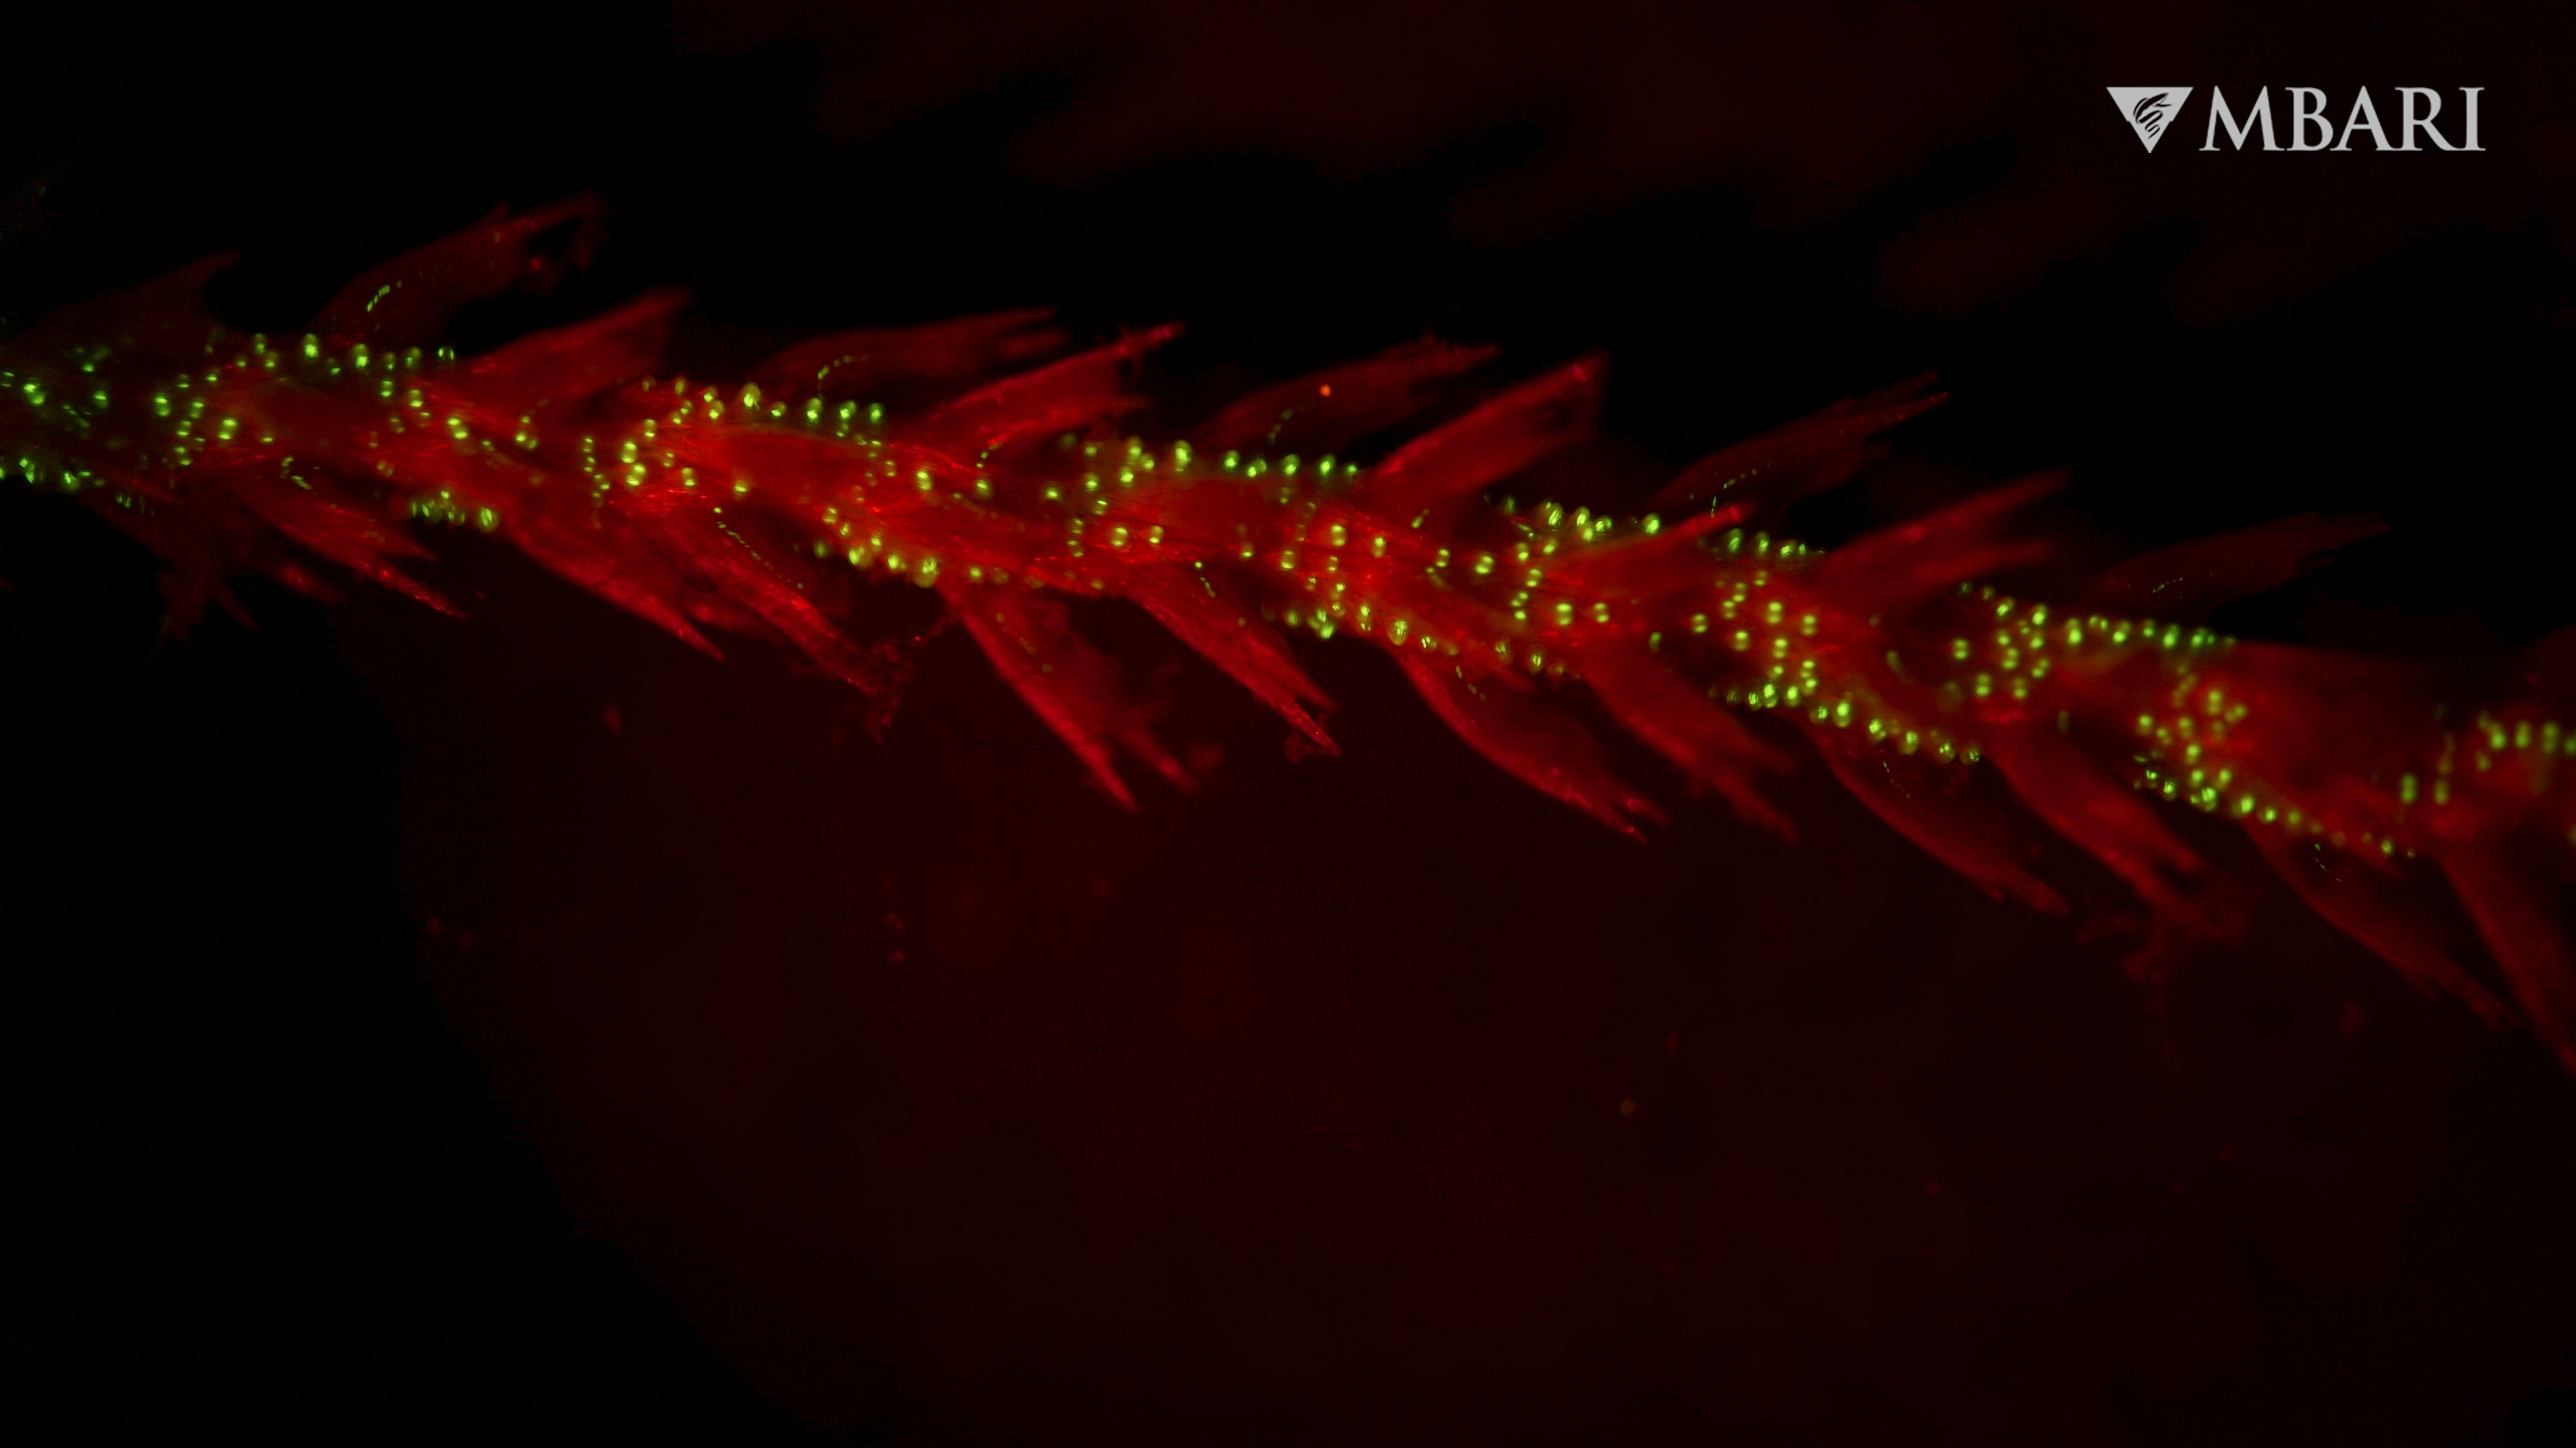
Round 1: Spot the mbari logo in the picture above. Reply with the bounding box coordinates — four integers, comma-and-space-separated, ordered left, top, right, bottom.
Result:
2106, 86, 2485, 153
2107, 87, 2190, 152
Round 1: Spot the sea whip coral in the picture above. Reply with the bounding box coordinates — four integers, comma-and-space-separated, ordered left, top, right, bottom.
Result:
6, 200, 2571, 1074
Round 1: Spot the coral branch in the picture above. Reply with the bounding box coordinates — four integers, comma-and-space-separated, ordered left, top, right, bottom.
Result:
5, 205, 2572, 1073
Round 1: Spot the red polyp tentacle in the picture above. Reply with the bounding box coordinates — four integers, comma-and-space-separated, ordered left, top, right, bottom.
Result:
2441, 839, 2576, 1076
1810, 471, 2066, 617
915, 325, 1181, 457
1353, 356, 1604, 527
947, 584, 1190, 808
1578, 643, 1793, 836
2080, 513, 2388, 623
1123, 566, 1336, 753
750, 308, 1066, 405
10, 208, 2576, 1074
1194, 338, 1499, 454
1396, 648, 1662, 841
312, 194, 608, 346
1649, 379, 1944, 519
2253, 830, 2512, 1026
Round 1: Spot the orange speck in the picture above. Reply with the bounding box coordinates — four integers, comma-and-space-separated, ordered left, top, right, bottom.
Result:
1318, 384, 1332, 397
1618, 1098, 1638, 1117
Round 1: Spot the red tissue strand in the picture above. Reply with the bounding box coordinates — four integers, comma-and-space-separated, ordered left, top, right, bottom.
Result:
5, 203, 2574, 1076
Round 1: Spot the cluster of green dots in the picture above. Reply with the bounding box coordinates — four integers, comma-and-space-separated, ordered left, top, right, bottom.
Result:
2452, 710, 2575, 779
1936, 586, 2229, 711
2426, 711, 2575, 845
1275, 499, 1687, 672
405, 487, 501, 533
21, 327, 2566, 870
1684, 559, 1970, 761
2128, 677, 2319, 838
1258, 497, 1395, 647
1260, 496, 1655, 672
1710, 526, 1818, 564
810, 516, 956, 590
1208, 441, 1353, 491
1052, 437, 1211, 538
1518, 498, 1674, 548
2125, 665, 2576, 856
648, 377, 885, 438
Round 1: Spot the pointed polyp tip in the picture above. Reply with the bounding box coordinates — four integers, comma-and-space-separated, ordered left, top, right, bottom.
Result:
1983, 469, 2072, 511
1433, 340, 1503, 372
142, 251, 244, 310
1862, 370, 1944, 405
1282, 713, 1340, 758
1732, 796, 1800, 844
626, 286, 694, 319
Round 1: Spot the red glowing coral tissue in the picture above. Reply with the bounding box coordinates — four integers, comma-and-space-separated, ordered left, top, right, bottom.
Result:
6, 202, 2572, 1075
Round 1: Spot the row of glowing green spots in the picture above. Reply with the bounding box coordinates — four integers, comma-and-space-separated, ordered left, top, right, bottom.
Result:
2436, 712, 2576, 845
2454, 711, 2576, 779
296, 333, 459, 380
657, 378, 886, 438
334, 337, 456, 417
1938, 587, 2230, 715
1721, 671, 1953, 756
821, 511, 951, 590
629, 377, 899, 497
809, 500, 970, 591
812, 522, 950, 588
1209, 442, 1353, 503
1712, 527, 1819, 565
405, 488, 501, 533
1032, 437, 1359, 519
1516, 500, 1642, 548
4, 447, 106, 493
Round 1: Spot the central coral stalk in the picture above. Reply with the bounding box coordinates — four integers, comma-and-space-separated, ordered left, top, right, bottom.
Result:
4, 202, 2571, 1076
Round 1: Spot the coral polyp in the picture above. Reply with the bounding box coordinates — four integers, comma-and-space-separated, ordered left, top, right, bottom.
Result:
5, 200, 2571, 1075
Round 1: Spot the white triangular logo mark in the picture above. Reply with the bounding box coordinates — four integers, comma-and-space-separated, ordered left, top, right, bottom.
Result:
2106, 87, 2193, 152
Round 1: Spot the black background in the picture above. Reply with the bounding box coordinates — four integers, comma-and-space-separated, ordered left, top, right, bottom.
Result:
7, 3, 2575, 1442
